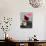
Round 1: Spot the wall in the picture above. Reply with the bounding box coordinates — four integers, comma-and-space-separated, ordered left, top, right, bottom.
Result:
44, 15, 46, 40
0, 0, 46, 40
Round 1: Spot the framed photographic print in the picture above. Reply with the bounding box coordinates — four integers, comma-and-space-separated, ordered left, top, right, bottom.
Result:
20, 12, 33, 28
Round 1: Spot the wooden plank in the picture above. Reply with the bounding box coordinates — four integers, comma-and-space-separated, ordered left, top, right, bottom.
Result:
24, 43, 28, 46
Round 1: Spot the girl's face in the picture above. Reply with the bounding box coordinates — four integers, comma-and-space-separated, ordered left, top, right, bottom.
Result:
23, 21, 27, 26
